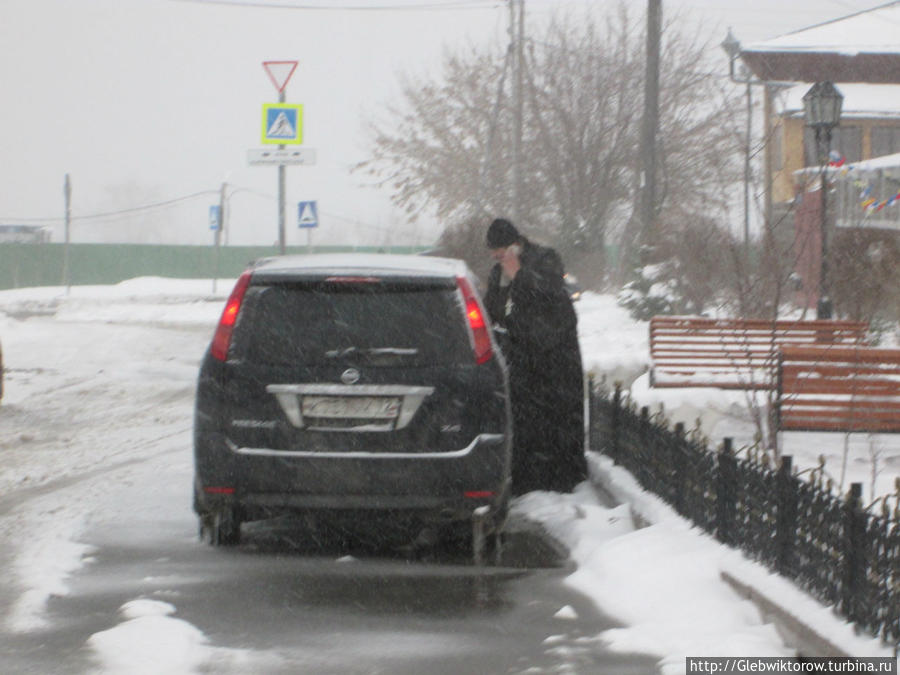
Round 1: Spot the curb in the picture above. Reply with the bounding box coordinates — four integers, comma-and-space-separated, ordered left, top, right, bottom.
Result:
719, 570, 851, 658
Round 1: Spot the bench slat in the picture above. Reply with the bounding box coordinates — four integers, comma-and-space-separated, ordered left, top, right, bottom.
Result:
780, 419, 900, 433
777, 344, 900, 434
781, 382, 900, 397
649, 315, 868, 390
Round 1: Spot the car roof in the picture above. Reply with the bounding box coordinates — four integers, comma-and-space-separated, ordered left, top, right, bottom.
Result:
250, 253, 470, 280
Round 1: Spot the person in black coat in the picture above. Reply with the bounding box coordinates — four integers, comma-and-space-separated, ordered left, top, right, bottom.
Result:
483, 218, 588, 495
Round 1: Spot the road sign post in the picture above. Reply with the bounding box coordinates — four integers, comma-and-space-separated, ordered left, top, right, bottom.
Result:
258, 60, 299, 255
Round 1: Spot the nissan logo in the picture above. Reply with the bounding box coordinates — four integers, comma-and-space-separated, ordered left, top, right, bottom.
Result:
341, 368, 361, 385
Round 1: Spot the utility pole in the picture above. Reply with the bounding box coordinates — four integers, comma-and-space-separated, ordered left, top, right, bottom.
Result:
214, 181, 226, 293
638, 0, 661, 257
509, 0, 524, 225
63, 174, 71, 294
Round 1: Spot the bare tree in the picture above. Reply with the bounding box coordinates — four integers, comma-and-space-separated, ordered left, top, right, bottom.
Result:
356, 3, 744, 287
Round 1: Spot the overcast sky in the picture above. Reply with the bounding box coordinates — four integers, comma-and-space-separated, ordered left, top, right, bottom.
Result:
0, 0, 891, 248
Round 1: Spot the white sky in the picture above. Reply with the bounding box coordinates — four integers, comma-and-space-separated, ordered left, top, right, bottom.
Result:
0, 0, 890, 248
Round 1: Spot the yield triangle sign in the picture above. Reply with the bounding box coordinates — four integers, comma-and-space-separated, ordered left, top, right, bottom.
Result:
263, 60, 298, 93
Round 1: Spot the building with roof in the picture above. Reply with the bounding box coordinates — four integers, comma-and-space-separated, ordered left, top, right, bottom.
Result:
737, 1, 900, 208
732, 2, 900, 316
772, 83, 900, 203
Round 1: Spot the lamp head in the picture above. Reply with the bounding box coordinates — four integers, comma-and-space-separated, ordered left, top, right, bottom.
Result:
803, 81, 844, 129
721, 28, 741, 60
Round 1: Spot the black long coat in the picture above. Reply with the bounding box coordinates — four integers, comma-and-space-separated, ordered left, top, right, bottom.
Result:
484, 241, 587, 495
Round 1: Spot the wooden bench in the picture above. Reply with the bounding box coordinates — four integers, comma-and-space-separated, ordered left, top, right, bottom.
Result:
649, 315, 869, 389
776, 345, 900, 433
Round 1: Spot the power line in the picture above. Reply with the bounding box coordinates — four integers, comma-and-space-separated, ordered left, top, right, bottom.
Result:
0, 190, 219, 224
0, 186, 411, 239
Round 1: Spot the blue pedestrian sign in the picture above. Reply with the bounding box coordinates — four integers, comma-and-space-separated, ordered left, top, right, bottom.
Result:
297, 201, 318, 228
209, 205, 221, 231
261, 103, 303, 145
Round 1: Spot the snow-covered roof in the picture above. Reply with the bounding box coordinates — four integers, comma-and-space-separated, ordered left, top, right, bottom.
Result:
780, 83, 900, 118
740, 2, 900, 84
745, 3, 900, 56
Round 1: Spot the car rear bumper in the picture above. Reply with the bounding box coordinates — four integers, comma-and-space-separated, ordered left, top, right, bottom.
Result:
194, 431, 510, 523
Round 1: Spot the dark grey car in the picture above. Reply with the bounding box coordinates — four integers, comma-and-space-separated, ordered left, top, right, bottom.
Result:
193, 254, 511, 554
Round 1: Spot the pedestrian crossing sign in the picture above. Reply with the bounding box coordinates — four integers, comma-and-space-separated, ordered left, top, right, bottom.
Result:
261, 103, 303, 145
209, 205, 221, 231
297, 200, 318, 228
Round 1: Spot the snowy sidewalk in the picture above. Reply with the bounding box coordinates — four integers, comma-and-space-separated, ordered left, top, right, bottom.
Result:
513, 451, 895, 672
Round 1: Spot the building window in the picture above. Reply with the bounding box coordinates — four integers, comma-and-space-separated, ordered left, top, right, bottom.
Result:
871, 126, 900, 157
834, 126, 862, 164
804, 125, 861, 166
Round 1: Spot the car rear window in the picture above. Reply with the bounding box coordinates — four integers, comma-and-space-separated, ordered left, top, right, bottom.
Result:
235, 280, 471, 366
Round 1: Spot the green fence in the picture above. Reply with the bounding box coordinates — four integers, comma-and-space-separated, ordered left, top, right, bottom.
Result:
0, 243, 429, 290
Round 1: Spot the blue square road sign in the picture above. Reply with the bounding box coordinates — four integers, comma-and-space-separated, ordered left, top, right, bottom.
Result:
298, 201, 318, 228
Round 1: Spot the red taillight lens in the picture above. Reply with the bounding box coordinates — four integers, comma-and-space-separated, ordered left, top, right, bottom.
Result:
203, 486, 235, 495
456, 275, 493, 365
211, 271, 252, 362
466, 301, 486, 329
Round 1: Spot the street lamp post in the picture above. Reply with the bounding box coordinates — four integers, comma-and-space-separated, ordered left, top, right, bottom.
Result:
802, 81, 843, 320
721, 28, 754, 250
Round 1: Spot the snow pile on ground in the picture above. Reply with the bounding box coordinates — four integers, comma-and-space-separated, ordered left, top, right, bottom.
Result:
576, 293, 649, 388
0, 277, 229, 327
513, 461, 892, 672
587, 454, 894, 662
513, 488, 792, 672
87, 599, 270, 674
7, 534, 95, 633
87, 600, 212, 674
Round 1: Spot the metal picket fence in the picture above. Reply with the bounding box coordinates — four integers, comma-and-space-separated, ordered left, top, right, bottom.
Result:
588, 378, 900, 646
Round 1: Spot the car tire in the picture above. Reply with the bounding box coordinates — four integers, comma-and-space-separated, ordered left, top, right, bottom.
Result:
202, 508, 242, 547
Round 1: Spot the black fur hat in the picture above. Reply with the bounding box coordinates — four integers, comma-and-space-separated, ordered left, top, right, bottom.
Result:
486, 218, 520, 249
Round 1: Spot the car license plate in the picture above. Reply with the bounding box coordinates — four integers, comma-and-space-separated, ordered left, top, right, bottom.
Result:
302, 395, 401, 419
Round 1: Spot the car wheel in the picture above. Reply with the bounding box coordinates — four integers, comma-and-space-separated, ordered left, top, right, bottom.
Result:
471, 502, 508, 566
202, 508, 242, 547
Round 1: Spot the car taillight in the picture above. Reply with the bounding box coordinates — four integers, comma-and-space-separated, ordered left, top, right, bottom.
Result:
211, 270, 252, 362
456, 275, 493, 365
203, 486, 235, 495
